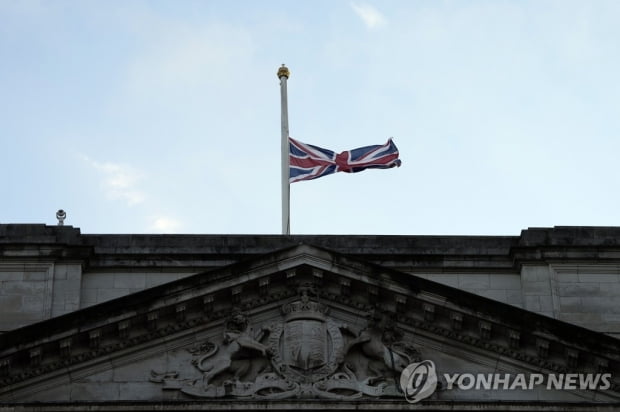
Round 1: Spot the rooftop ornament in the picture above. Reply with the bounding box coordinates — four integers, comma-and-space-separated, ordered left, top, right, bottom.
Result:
56, 209, 66, 226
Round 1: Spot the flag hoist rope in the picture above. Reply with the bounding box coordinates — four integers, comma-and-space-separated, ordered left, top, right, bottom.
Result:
278, 64, 291, 235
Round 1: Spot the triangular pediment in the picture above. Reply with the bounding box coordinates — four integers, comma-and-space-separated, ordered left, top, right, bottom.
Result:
1, 243, 619, 408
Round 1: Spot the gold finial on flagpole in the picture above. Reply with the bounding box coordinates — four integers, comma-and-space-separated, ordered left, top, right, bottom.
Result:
277, 64, 290, 79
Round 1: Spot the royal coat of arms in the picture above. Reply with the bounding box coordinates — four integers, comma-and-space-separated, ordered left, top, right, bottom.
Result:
150, 283, 418, 400
268, 285, 343, 383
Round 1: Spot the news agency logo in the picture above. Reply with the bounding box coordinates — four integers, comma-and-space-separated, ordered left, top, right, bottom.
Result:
400, 360, 613, 404
399, 360, 438, 403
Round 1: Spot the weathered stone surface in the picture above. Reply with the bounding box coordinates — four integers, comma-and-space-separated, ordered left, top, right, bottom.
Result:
0, 225, 620, 408
0, 272, 24, 281
113, 273, 146, 290
505, 290, 524, 306
522, 281, 551, 296
578, 273, 620, 283
2, 225, 620, 335
558, 283, 600, 296
96, 288, 130, 303
490, 274, 522, 290
0, 243, 617, 408
0, 296, 23, 313
82, 273, 114, 289
458, 274, 490, 289
69, 382, 120, 401
425, 274, 459, 288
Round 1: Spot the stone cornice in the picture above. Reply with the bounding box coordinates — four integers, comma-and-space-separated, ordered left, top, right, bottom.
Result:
0, 244, 618, 393
3, 225, 620, 272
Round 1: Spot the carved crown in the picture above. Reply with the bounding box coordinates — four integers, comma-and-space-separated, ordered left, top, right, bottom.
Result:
282, 284, 329, 321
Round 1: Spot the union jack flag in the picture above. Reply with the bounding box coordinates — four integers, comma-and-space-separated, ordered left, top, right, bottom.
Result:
289, 137, 401, 183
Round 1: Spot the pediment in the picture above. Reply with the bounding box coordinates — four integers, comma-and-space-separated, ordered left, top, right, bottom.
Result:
1, 243, 619, 407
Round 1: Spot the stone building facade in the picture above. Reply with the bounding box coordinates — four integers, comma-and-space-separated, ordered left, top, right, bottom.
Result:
0, 224, 619, 410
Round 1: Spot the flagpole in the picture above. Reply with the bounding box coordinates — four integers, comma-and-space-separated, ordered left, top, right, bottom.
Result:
278, 64, 291, 235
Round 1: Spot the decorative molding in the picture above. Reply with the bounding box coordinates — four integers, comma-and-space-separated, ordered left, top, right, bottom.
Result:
175, 304, 186, 322
367, 285, 378, 299
0, 260, 618, 394
286, 269, 296, 286
422, 303, 435, 322
396, 295, 407, 313
339, 278, 351, 296
509, 330, 520, 349
59, 338, 72, 358
479, 321, 492, 341
0, 358, 10, 376
147, 312, 159, 331
312, 268, 323, 285
231, 286, 243, 304
118, 320, 130, 339
597, 357, 609, 373
0, 262, 55, 322
536, 338, 550, 359
203, 295, 214, 313
152, 290, 414, 399
29, 348, 42, 367
258, 277, 270, 296
566, 348, 579, 369
89, 330, 101, 350
450, 312, 463, 331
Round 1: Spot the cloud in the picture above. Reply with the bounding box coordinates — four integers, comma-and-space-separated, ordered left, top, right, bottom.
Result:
149, 215, 182, 233
351, 2, 387, 29
79, 154, 186, 233
80, 155, 146, 206
124, 21, 254, 100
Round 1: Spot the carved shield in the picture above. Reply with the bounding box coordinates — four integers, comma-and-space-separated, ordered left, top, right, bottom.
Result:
282, 319, 328, 371
270, 318, 343, 383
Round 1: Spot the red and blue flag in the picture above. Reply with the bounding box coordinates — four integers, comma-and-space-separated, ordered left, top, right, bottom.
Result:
289, 137, 401, 183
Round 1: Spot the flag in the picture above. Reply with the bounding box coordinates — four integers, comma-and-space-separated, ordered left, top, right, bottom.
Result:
289, 137, 401, 183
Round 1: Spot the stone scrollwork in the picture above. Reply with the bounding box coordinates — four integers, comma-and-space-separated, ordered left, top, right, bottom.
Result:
150, 289, 418, 400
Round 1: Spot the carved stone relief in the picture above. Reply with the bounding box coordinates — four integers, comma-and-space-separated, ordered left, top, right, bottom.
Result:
150, 284, 419, 399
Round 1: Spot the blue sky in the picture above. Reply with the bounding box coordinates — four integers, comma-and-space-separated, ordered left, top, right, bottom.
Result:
2, 0, 620, 235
